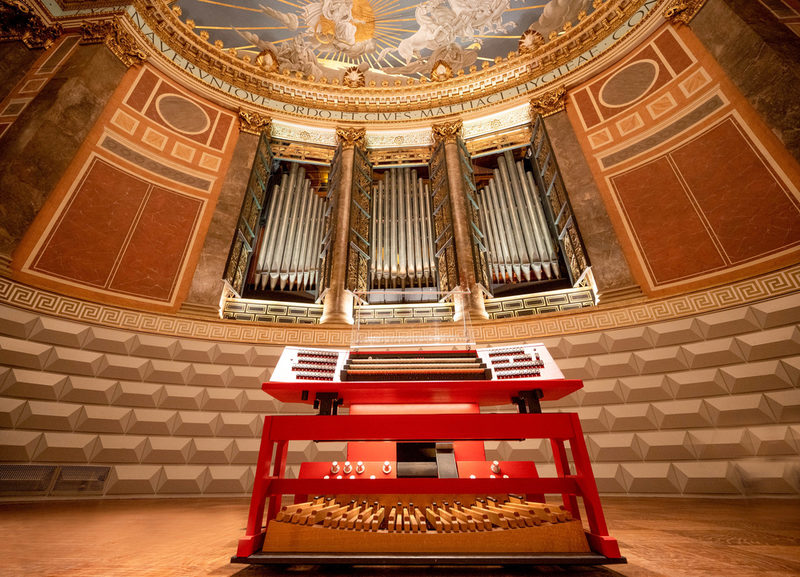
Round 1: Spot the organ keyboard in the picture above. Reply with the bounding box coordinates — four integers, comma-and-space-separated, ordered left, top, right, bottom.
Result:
233, 344, 625, 566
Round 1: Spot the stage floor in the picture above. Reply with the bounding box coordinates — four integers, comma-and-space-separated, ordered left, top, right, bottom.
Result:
0, 496, 798, 577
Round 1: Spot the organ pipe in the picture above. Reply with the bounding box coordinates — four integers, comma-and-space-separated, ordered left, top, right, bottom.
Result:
254, 163, 325, 291
370, 167, 436, 288
478, 151, 560, 284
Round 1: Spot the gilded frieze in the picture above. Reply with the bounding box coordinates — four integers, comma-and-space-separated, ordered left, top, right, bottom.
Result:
0, 0, 62, 49
121, 0, 667, 119
530, 85, 568, 117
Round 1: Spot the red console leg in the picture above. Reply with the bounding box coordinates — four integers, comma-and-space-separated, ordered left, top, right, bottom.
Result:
237, 416, 275, 557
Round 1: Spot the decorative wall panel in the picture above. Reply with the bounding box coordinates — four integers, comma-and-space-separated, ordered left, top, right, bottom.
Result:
13, 64, 238, 311
567, 24, 800, 295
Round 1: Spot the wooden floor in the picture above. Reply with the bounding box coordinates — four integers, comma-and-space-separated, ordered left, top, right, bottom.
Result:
0, 497, 798, 577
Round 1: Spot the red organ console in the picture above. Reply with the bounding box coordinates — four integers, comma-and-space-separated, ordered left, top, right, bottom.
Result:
233, 344, 626, 566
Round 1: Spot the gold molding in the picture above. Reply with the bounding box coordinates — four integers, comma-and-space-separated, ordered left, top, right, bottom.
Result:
342, 66, 365, 88
105, 20, 147, 67
663, 0, 707, 25
530, 86, 567, 118
430, 60, 453, 82
79, 20, 113, 45
336, 126, 366, 149
0, 0, 62, 50
431, 119, 463, 143
125, 0, 667, 117
238, 109, 272, 135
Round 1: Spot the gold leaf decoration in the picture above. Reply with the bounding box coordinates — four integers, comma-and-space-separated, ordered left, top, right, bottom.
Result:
335, 126, 366, 148
663, 0, 707, 26
238, 109, 272, 135
342, 65, 365, 88
431, 119, 463, 143
105, 20, 147, 67
530, 85, 567, 118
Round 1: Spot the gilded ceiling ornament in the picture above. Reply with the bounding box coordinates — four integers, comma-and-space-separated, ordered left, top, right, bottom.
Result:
336, 126, 367, 148
79, 20, 113, 45
255, 47, 279, 72
663, 0, 707, 26
518, 28, 545, 54
0, 0, 62, 49
105, 20, 147, 67
238, 109, 272, 135
342, 66, 365, 88
530, 85, 567, 117
431, 119, 463, 143
430, 60, 453, 82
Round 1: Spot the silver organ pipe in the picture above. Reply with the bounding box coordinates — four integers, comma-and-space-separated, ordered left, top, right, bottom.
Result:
369, 167, 436, 288
255, 163, 325, 291
478, 152, 560, 283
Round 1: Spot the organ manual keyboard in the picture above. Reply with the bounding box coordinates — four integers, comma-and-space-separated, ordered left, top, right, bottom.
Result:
232, 344, 626, 566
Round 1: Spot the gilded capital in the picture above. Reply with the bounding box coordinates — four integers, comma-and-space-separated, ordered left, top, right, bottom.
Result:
238, 109, 272, 135
336, 126, 366, 149
530, 86, 567, 118
431, 119, 463, 143
79, 20, 112, 45
663, 0, 707, 26
105, 20, 147, 67
0, 0, 62, 49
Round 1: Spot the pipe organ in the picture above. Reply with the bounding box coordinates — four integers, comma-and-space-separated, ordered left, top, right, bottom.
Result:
233, 344, 625, 566
253, 162, 326, 292
478, 150, 560, 284
370, 167, 437, 290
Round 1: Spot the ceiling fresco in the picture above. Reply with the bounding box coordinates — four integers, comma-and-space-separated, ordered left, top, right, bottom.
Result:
175, 0, 596, 83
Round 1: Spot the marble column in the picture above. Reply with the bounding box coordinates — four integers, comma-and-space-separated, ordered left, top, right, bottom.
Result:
542, 111, 640, 301
0, 42, 125, 259
0, 41, 41, 103
181, 113, 265, 315
432, 121, 489, 321
689, 0, 800, 164
319, 127, 364, 324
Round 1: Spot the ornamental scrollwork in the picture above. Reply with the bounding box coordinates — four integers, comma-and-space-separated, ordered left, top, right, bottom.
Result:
530, 85, 567, 118
0, 0, 62, 49
79, 20, 113, 44
105, 20, 147, 67
663, 0, 707, 26
335, 126, 366, 149
238, 109, 272, 135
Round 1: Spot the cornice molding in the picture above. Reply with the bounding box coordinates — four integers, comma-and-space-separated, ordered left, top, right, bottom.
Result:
1, 266, 798, 344
124, 0, 668, 118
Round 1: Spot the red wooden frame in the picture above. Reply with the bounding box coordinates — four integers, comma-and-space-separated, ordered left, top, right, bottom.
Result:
236, 412, 622, 560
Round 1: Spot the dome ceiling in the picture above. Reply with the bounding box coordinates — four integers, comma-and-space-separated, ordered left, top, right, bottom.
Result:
176, 0, 596, 82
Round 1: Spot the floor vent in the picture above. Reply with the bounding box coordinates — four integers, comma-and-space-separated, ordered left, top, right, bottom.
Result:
52, 466, 110, 494
0, 465, 110, 496
0, 465, 57, 495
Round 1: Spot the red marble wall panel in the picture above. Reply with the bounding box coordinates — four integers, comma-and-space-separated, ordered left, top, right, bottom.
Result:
567, 23, 800, 295
653, 29, 693, 75
31, 159, 149, 287
14, 64, 239, 311
108, 187, 202, 300
144, 83, 220, 147
670, 118, 800, 264
210, 115, 234, 150
610, 157, 727, 284
125, 68, 159, 113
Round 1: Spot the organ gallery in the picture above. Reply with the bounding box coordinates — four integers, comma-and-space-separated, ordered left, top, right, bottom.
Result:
0, 0, 799, 573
